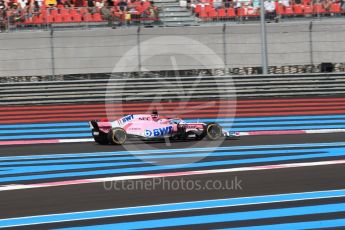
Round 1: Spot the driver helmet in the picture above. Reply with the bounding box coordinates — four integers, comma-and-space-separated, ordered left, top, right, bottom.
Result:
151, 109, 159, 120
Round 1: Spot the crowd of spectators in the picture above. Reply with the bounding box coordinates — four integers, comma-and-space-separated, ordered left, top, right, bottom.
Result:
0, 0, 344, 30
0, 0, 158, 30
190, 0, 345, 21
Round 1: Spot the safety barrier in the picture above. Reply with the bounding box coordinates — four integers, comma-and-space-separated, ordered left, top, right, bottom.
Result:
1, 72, 345, 105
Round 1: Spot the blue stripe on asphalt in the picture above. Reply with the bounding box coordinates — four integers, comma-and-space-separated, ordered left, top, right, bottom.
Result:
0, 149, 325, 174
2, 141, 345, 162
219, 218, 345, 230
57, 203, 345, 230
229, 124, 345, 132
0, 161, 149, 176
1, 189, 345, 228
231, 120, 345, 127
1, 147, 345, 183
0, 133, 91, 140
0, 149, 324, 167
0, 122, 87, 129
0, 128, 90, 135
187, 114, 345, 122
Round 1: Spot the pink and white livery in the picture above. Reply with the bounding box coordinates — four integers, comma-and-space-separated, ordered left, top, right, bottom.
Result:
89, 110, 239, 145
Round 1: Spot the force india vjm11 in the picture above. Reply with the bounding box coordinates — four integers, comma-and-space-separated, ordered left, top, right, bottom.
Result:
89, 111, 239, 145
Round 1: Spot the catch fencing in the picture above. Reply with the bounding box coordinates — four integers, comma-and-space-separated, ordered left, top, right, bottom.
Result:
0, 20, 345, 77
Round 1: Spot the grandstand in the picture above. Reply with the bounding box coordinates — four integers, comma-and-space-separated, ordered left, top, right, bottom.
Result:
0, 0, 160, 29
0, 0, 344, 30
193, 0, 345, 21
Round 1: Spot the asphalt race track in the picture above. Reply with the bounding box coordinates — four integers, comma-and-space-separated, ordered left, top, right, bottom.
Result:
1, 133, 345, 229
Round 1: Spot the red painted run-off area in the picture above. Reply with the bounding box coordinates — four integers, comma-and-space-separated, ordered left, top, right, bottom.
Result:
2, 97, 345, 124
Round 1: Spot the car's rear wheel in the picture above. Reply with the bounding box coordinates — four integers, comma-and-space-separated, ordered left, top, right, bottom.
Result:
206, 123, 222, 140
108, 127, 127, 145
92, 129, 108, 145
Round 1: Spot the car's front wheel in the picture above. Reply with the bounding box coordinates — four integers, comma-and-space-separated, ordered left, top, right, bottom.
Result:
205, 123, 222, 140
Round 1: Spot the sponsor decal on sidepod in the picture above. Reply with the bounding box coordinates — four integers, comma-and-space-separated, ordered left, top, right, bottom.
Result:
118, 115, 134, 125
145, 126, 173, 137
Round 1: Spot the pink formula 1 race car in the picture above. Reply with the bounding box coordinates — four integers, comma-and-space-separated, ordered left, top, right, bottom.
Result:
89, 110, 239, 145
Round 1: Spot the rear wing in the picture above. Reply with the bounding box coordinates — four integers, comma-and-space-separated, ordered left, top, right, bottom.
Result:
89, 120, 99, 131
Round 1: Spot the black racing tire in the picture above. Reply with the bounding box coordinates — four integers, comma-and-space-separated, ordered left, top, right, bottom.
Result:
92, 129, 108, 145
205, 123, 222, 141
107, 127, 127, 145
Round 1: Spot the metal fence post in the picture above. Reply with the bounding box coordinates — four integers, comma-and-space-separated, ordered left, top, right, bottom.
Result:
50, 27, 55, 78
161, 4, 165, 27
309, 21, 314, 72
222, 23, 228, 71
260, 0, 268, 74
137, 26, 142, 73
6, 14, 10, 32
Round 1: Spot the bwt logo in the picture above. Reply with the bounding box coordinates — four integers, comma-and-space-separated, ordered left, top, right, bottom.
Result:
145, 126, 173, 137
121, 115, 134, 123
